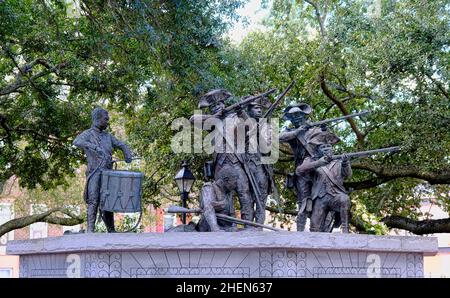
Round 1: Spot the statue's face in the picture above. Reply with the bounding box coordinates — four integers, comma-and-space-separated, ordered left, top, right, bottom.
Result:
248, 105, 263, 119
210, 101, 225, 114
288, 111, 307, 127
223, 176, 237, 192
318, 144, 333, 157
97, 111, 110, 130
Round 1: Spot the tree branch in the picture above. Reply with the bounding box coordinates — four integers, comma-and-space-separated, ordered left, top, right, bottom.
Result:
304, 0, 326, 38
381, 216, 450, 235
345, 176, 397, 191
0, 114, 13, 145
319, 74, 366, 143
352, 161, 450, 185
0, 46, 68, 97
0, 208, 85, 238
425, 73, 449, 100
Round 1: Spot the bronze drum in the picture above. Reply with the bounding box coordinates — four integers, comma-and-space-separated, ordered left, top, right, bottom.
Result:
99, 170, 143, 213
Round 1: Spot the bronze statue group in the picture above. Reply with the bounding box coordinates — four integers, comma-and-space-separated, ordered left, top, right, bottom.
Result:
186, 88, 363, 233
74, 88, 399, 233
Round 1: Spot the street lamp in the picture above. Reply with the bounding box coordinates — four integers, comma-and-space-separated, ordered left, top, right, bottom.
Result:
174, 161, 196, 224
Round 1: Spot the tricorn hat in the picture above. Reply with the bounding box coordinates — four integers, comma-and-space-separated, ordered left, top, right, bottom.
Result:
243, 95, 272, 109
282, 102, 312, 120
307, 129, 340, 146
198, 89, 232, 109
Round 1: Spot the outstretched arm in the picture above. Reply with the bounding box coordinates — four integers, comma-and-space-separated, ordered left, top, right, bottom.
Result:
296, 156, 330, 175
190, 114, 213, 124
279, 126, 308, 143
111, 135, 133, 163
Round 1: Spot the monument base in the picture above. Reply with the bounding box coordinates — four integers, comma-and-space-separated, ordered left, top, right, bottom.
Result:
6, 232, 437, 278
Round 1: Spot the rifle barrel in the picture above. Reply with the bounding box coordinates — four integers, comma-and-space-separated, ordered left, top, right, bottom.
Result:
333, 146, 401, 160
215, 213, 282, 231
166, 206, 203, 214
223, 88, 276, 113
309, 110, 370, 127
263, 80, 295, 118
166, 206, 281, 231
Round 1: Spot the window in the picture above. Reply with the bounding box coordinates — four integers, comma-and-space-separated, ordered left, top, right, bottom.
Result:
0, 203, 14, 245
0, 268, 12, 278
29, 204, 48, 239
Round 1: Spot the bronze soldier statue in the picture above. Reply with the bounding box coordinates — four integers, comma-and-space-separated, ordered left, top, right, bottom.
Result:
243, 97, 277, 226
73, 107, 133, 233
190, 89, 256, 225
296, 130, 351, 233
197, 166, 239, 232
279, 103, 323, 231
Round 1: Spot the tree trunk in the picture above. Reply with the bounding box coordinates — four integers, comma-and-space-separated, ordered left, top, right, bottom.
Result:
0, 208, 85, 238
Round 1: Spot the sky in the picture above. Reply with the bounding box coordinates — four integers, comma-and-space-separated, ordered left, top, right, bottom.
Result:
227, 0, 270, 44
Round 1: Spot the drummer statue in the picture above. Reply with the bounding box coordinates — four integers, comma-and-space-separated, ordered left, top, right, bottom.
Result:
73, 107, 133, 233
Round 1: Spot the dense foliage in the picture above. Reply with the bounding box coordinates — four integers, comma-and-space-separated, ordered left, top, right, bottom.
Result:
1, 0, 449, 234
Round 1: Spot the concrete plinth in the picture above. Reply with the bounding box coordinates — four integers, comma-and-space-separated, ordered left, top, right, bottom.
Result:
6, 232, 438, 278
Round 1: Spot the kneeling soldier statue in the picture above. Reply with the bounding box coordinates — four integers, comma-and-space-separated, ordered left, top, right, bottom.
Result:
73, 107, 133, 233
197, 166, 239, 232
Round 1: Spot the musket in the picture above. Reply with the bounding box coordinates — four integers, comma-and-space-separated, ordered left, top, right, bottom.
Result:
263, 80, 295, 119
167, 206, 203, 214
290, 110, 370, 157
166, 206, 282, 231
306, 110, 370, 128
190, 89, 276, 123
219, 88, 276, 115
331, 146, 401, 160
240, 81, 295, 211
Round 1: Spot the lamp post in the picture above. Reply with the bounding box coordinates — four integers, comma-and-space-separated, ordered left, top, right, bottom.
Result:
174, 161, 196, 224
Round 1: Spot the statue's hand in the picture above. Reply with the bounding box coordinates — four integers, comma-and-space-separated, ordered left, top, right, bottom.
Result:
125, 153, 133, 163
341, 154, 349, 165
297, 124, 309, 132
319, 156, 331, 165
341, 153, 349, 162
214, 109, 226, 118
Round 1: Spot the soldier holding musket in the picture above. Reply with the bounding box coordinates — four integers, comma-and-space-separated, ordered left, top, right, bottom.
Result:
296, 130, 401, 233
242, 81, 295, 225
280, 106, 369, 231
279, 103, 323, 231
190, 89, 274, 225
242, 96, 275, 226
296, 130, 351, 233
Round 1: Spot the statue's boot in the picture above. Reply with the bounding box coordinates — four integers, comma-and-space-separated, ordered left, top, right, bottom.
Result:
341, 224, 349, 233
339, 197, 350, 233
87, 204, 98, 233
296, 211, 307, 232
102, 211, 116, 233
340, 208, 349, 233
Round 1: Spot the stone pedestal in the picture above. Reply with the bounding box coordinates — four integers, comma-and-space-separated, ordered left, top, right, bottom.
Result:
6, 232, 437, 278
